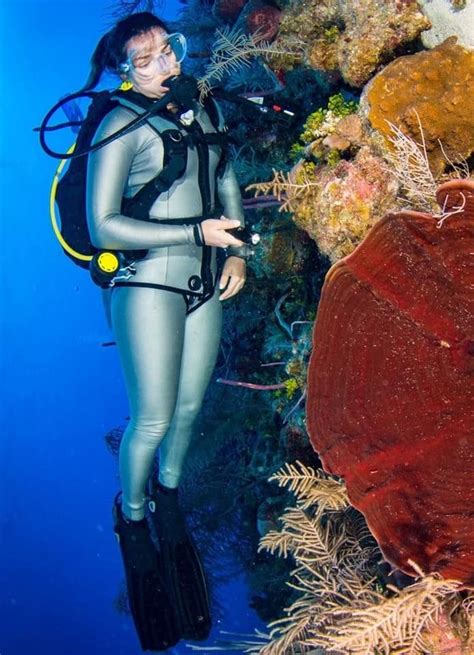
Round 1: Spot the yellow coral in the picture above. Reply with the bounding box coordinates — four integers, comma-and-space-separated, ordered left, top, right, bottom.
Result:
365, 38, 474, 177
283, 377, 299, 400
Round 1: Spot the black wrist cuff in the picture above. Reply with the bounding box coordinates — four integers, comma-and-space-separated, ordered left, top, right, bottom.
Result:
193, 223, 204, 247
228, 245, 252, 259
227, 253, 248, 261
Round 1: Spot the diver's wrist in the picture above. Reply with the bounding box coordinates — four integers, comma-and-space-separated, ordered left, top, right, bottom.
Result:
227, 245, 252, 259
193, 223, 204, 247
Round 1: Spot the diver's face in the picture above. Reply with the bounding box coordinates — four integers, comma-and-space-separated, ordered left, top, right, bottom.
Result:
122, 28, 181, 98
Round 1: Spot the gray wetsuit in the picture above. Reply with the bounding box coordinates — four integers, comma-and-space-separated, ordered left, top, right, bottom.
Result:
87, 94, 245, 520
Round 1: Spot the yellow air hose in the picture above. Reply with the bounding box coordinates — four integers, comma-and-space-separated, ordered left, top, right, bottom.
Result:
49, 142, 93, 263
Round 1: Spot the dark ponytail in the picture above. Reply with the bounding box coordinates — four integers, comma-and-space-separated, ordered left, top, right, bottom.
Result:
82, 12, 169, 91
82, 32, 113, 91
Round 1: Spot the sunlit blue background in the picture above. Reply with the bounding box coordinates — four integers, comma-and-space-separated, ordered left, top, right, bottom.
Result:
0, 2, 264, 653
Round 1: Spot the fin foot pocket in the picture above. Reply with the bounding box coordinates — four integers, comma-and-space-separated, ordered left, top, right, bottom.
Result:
147, 482, 212, 641
113, 494, 181, 651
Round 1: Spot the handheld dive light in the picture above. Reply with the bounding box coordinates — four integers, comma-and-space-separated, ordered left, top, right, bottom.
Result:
226, 225, 260, 246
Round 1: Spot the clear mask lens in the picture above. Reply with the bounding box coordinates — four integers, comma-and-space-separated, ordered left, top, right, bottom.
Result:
167, 33, 187, 64
120, 33, 187, 77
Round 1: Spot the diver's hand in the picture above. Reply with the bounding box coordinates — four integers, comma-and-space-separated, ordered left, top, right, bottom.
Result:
201, 218, 244, 248
219, 256, 246, 300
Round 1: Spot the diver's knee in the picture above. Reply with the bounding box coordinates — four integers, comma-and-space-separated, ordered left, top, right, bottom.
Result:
128, 417, 171, 446
174, 399, 203, 423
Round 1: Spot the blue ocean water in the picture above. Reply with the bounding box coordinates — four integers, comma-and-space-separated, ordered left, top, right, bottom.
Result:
0, 2, 266, 653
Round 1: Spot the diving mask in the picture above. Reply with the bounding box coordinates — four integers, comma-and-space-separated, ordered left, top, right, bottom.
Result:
120, 33, 187, 77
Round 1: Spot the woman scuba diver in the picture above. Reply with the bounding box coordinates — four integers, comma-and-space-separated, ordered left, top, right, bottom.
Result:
83, 11, 249, 651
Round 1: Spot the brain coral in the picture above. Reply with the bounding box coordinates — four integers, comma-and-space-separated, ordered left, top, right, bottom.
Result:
273, 0, 430, 87
363, 38, 474, 177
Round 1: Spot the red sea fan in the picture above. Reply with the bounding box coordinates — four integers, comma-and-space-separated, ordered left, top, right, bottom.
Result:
306, 179, 474, 586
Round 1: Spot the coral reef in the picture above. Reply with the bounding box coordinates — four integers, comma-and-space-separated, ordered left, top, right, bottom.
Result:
248, 41, 474, 262
306, 179, 474, 585
382, 115, 470, 213
418, 0, 474, 48
272, 0, 430, 87
363, 38, 474, 177
289, 92, 360, 163
251, 145, 399, 263
152, 0, 474, 639
251, 215, 310, 279
249, 40, 473, 262
198, 462, 473, 654
292, 148, 398, 262
198, 26, 303, 96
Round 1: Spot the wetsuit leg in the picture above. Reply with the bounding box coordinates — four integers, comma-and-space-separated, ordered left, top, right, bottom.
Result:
111, 286, 188, 520
158, 290, 223, 489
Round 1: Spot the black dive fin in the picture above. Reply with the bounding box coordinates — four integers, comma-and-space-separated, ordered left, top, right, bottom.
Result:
113, 495, 181, 651
148, 482, 212, 641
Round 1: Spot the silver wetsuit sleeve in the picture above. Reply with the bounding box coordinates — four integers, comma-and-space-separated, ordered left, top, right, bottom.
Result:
87, 107, 197, 250
217, 161, 248, 258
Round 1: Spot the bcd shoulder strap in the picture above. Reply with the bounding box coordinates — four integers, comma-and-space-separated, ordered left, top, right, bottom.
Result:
114, 92, 189, 221
203, 94, 230, 179
116, 92, 231, 221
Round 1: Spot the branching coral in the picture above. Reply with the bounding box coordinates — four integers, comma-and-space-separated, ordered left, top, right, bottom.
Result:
246, 166, 319, 214
198, 26, 303, 97
266, 461, 349, 516
250, 147, 399, 263
383, 112, 471, 214
200, 461, 474, 654
304, 575, 468, 655
384, 115, 438, 212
